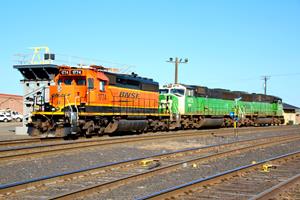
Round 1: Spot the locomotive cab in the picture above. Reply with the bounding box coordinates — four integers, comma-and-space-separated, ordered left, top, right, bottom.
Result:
49, 66, 109, 112
159, 84, 186, 115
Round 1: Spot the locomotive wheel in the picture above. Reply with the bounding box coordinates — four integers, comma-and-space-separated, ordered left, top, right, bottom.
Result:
97, 127, 105, 137
85, 128, 93, 138
85, 133, 92, 138
83, 121, 95, 138
143, 127, 148, 133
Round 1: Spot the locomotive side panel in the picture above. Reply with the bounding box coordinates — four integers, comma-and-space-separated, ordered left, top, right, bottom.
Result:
85, 85, 159, 114
28, 65, 167, 137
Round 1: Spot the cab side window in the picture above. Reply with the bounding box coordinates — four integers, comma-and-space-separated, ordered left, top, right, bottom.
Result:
88, 78, 94, 89
99, 80, 105, 92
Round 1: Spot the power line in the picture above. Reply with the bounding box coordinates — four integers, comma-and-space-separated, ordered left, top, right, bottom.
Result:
268, 72, 300, 77
202, 72, 300, 84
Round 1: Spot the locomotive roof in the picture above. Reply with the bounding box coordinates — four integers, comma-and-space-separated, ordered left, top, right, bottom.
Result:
103, 71, 159, 92
182, 84, 282, 102
55, 65, 159, 85
283, 103, 300, 110
103, 71, 159, 85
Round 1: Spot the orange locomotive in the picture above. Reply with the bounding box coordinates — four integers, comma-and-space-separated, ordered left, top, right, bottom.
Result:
28, 65, 169, 137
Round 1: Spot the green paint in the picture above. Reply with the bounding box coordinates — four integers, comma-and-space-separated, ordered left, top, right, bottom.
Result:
159, 94, 179, 114
184, 96, 282, 116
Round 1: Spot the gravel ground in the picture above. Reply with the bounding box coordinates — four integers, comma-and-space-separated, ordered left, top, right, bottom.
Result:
86, 139, 300, 200
188, 157, 300, 199
0, 122, 28, 140
0, 127, 299, 186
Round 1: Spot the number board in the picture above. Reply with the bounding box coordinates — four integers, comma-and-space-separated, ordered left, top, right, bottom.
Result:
60, 70, 69, 75
71, 70, 82, 75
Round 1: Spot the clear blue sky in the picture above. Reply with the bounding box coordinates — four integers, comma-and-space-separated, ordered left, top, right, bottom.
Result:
0, 0, 299, 107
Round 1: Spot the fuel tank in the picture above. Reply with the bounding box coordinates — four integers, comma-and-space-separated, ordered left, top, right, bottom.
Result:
198, 118, 224, 128
104, 119, 148, 133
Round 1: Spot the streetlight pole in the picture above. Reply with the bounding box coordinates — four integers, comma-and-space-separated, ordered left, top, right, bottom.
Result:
261, 76, 270, 95
175, 57, 178, 84
167, 57, 188, 84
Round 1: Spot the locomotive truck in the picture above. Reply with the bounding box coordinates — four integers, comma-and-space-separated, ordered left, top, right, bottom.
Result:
27, 65, 284, 137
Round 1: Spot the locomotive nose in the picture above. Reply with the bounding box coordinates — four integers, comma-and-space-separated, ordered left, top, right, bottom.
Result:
49, 76, 88, 110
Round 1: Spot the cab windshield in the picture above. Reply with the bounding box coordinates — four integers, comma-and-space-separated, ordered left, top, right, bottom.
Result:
57, 77, 86, 86
159, 89, 169, 94
170, 89, 185, 96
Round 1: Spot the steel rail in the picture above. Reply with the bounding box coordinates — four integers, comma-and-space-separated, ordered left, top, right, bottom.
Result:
136, 151, 300, 200
249, 173, 300, 200
46, 135, 300, 199
0, 125, 293, 148
0, 137, 63, 147
1, 126, 294, 162
1, 125, 296, 153
1, 134, 298, 198
0, 129, 220, 161
0, 138, 41, 147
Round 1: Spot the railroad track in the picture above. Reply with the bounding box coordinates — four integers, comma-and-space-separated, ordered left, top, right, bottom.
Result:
250, 173, 300, 200
0, 137, 62, 148
1, 133, 300, 199
0, 138, 41, 147
0, 126, 293, 148
137, 151, 300, 200
0, 126, 297, 163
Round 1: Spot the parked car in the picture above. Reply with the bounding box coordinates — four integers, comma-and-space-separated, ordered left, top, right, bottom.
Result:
0, 114, 12, 122
0, 110, 23, 122
11, 111, 23, 122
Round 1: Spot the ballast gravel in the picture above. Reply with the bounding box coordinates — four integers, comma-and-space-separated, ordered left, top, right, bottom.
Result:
87, 139, 300, 200
0, 127, 299, 186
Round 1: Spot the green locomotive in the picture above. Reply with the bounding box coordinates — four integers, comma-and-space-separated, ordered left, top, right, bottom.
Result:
159, 84, 284, 129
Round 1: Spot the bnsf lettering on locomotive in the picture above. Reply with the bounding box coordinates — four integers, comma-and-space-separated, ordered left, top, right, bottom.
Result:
119, 91, 139, 98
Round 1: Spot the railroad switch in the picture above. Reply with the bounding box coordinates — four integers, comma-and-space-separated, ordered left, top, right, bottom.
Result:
262, 164, 276, 172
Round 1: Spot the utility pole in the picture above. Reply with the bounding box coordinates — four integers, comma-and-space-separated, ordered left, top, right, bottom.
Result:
167, 57, 188, 84
261, 76, 270, 95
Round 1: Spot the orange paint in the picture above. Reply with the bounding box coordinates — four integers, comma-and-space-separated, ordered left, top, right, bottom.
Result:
49, 66, 159, 111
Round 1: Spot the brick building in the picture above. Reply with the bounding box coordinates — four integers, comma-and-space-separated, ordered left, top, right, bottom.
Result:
0, 93, 23, 114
